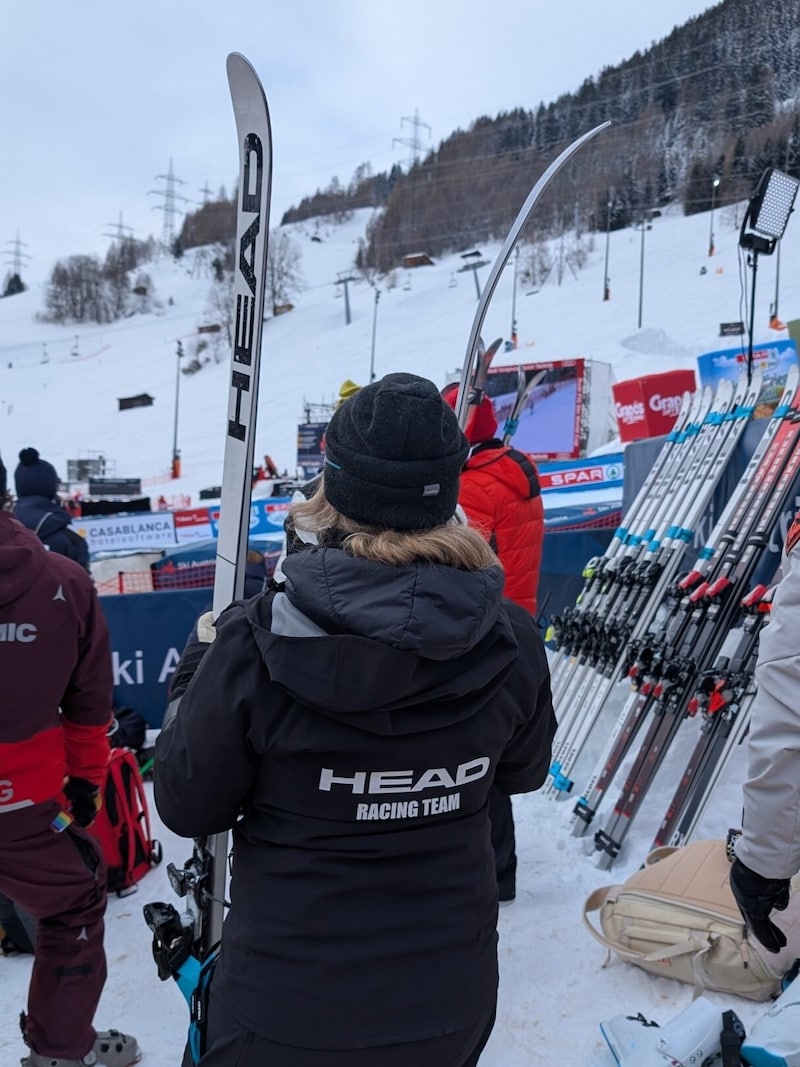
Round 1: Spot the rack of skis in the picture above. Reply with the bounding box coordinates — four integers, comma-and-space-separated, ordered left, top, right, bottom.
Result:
544, 364, 800, 869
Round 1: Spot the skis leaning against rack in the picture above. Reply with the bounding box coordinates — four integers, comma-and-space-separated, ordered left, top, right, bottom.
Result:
142, 51, 273, 1065
545, 370, 759, 803
587, 366, 800, 868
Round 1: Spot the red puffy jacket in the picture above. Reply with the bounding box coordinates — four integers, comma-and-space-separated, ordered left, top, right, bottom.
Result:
458, 442, 544, 615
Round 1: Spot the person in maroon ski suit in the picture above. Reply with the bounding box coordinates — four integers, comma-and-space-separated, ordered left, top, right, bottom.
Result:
0, 451, 140, 1067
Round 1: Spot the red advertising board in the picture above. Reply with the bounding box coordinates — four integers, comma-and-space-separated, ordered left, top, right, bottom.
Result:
612, 369, 697, 443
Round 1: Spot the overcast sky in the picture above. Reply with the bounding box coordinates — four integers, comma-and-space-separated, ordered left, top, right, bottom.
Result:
2, 0, 721, 283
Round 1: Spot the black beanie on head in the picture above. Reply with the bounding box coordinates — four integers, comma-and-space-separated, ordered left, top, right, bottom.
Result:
0, 452, 6, 498
323, 372, 468, 530
15, 448, 59, 500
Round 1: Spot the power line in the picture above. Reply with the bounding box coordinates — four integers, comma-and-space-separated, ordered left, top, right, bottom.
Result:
149, 158, 190, 249
392, 108, 432, 170
103, 211, 135, 244
3, 231, 31, 276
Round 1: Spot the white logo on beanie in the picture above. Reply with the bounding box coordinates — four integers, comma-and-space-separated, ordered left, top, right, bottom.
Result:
422, 483, 441, 497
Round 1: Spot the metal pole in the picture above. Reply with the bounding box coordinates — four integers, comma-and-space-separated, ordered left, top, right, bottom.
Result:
638, 218, 646, 329
172, 341, 183, 476
603, 197, 611, 301
708, 177, 719, 256
471, 264, 481, 301
771, 241, 781, 324
510, 246, 519, 342
746, 251, 759, 385
369, 288, 380, 382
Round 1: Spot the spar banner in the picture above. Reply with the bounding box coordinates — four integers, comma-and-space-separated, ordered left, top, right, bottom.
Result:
537, 453, 624, 494
697, 338, 798, 414
76, 512, 177, 555
484, 360, 586, 459
208, 497, 292, 538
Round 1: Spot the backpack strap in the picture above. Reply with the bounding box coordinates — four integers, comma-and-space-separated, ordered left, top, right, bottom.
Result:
33, 512, 56, 537
468, 441, 541, 500
505, 447, 541, 500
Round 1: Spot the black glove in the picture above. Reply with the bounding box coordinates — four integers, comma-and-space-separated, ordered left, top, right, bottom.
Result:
729, 856, 790, 953
63, 776, 102, 828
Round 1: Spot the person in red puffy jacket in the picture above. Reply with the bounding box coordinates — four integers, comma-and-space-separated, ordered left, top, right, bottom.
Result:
442, 383, 545, 903
442, 384, 544, 614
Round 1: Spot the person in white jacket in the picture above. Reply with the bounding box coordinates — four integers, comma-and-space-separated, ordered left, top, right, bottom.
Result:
731, 515, 800, 954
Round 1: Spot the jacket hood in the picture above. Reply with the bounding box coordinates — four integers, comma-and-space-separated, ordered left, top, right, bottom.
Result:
243, 546, 519, 735
0, 512, 48, 605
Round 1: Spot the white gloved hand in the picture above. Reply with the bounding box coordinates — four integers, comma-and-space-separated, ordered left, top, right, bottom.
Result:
197, 611, 217, 644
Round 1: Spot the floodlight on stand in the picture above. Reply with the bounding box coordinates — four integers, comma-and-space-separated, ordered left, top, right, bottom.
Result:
739, 167, 799, 383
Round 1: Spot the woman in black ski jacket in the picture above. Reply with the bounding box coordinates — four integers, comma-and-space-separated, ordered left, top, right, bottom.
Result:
155, 372, 557, 1067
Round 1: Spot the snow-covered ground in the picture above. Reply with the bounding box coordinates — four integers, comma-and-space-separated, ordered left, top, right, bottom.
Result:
2, 195, 800, 1064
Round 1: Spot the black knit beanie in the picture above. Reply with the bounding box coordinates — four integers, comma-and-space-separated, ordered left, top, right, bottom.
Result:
324, 372, 468, 530
0, 452, 6, 497
15, 448, 59, 499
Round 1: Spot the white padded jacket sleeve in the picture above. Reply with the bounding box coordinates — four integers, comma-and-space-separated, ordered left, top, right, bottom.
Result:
735, 544, 800, 879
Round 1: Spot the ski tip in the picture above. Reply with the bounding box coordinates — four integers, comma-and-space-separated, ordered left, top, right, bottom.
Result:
226, 51, 252, 74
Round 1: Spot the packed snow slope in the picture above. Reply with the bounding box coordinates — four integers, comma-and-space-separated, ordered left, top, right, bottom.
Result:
0, 199, 790, 504
2, 202, 800, 1065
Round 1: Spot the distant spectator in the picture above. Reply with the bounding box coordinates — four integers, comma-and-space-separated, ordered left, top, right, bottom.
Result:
13, 448, 90, 573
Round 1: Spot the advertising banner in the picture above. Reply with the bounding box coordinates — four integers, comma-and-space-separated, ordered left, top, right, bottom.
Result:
208, 497, 292, 538
76, 512, 177, 554
485, 360, 585, 459
297, 421, 327, 480
173, 506, 215, 544
697, 339, 798, 415
537, 453, 624, 494
612, 368, 697, 443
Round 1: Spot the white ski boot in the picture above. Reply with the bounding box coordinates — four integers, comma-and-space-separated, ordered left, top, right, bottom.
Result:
21, 1029, 141, 1067
600, 997, 724, 1067
741, 975, 800, 1066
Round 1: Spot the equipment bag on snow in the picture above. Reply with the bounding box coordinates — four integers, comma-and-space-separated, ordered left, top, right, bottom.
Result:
583, 839, 800, 1001
88, 747, 163, 896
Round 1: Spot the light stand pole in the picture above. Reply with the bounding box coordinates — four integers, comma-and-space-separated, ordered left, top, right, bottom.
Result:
769, 241, 782, 328
369, 287, 380, 382
708, 176, 720, 256
171, 340, 183, 478
603, 197, 612, 301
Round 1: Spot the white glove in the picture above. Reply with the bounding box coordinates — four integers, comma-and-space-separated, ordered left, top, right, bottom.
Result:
197, 611, 217, 644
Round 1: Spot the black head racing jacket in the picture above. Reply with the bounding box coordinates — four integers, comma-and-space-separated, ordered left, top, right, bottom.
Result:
154, 545, 556, 1051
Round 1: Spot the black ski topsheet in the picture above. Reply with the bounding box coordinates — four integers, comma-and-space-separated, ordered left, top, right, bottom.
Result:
214, 52, 273, 619
142, 53, 273, 1018
200, 53, 272, 955
451, 121, 610, 429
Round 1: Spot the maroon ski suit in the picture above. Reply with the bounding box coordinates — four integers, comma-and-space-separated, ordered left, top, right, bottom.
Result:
0, 511, 112, 1060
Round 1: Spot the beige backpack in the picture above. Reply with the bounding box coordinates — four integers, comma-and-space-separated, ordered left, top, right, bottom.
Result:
582, 838, 800, 1001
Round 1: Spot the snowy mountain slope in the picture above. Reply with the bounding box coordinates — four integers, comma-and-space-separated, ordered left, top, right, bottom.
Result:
1, 199, 792, 506
2, 201, 800, 1064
